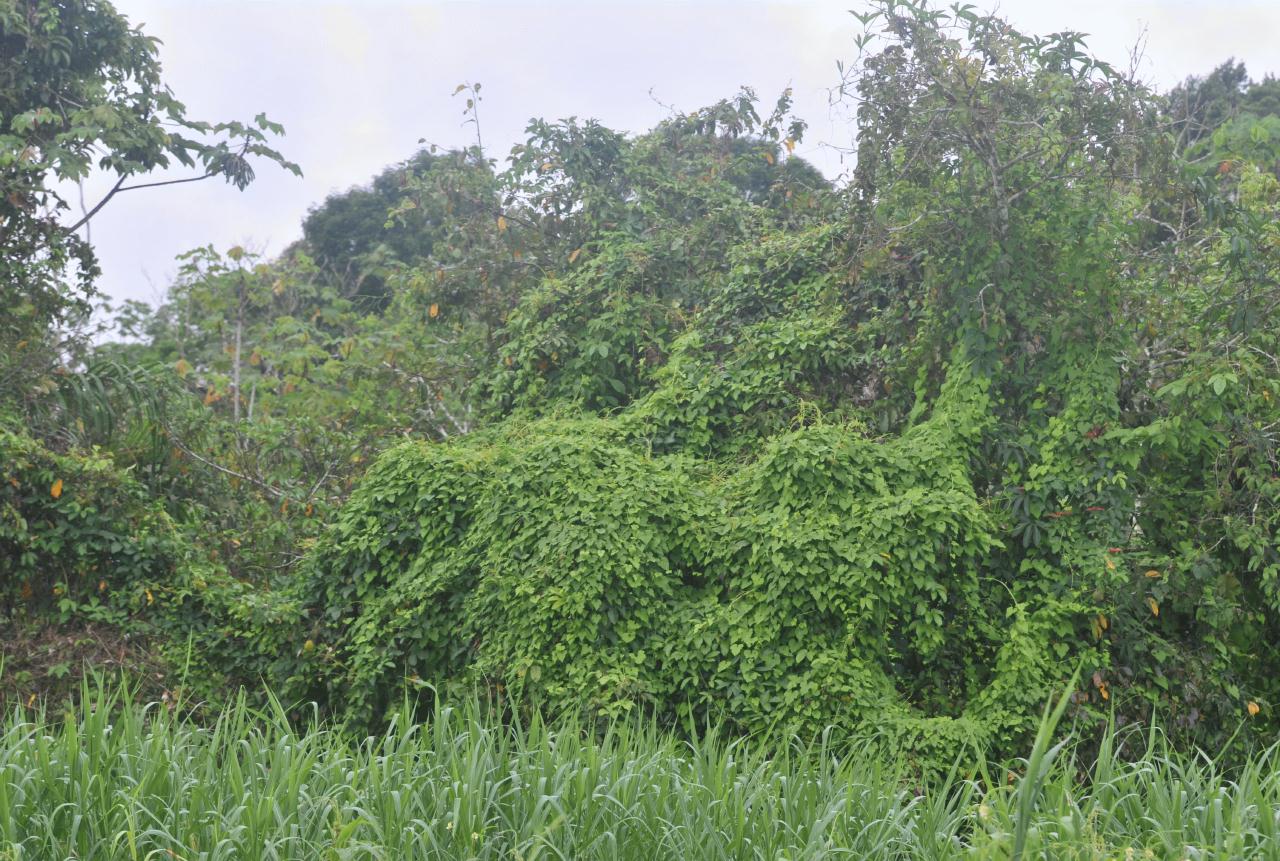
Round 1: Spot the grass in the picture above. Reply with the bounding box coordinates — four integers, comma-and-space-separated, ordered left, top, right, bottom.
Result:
0, 682, 1277, 859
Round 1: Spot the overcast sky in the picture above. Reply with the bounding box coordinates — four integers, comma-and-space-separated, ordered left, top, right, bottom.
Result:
76, 0, 1280, 309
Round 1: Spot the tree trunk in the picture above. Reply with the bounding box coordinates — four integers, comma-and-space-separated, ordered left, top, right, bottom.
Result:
233, 275, 244, 423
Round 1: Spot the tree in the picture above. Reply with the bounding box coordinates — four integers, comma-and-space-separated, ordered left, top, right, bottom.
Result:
1168, 59, 1250, 148
0, 0, 297, 415
301, 148, 437, 308
1168, 60, 1280, 160
291, 2, 1276, 754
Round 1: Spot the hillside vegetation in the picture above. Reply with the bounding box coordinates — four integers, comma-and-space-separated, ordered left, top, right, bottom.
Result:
2, 0, 1279, 768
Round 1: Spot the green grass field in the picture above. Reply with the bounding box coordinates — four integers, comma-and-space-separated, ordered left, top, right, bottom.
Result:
1, 685, 1277, 859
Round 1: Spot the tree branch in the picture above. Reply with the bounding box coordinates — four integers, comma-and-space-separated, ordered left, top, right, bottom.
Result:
166, 426, 287, 500
118, 171, 218, 193
65, 174, 126, 235
64, 171, 218, 235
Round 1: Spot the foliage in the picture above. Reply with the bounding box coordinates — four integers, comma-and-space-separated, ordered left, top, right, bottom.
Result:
271, 2, 1280, 757
0, 0, 296, 416
0, 417, 301, 706
4, 681, 1280, 859
301, 148, 439, 307
4, 0, 1279, 766
1168, 59, 1280, 152
0, 421, 176, 622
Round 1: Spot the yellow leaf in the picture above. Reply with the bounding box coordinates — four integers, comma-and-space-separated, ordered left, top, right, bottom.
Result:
784, 138, 795, 154
50, 478, 62, 499
1146, 596, 1159, 617
98, 579, 107, 593
568, 248, 582, 264
1105, 557, 1115, 571
497, 215, 508, 232
1248, 701, 1260, 716
175, 358, 190, 378
429, 303, 440, 319
145, 589, 154, 606
763, 151, 775, 165
1145, 569, 1161, 578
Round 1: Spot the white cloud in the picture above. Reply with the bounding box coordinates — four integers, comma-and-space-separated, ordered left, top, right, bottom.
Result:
78, 0, 1278, 307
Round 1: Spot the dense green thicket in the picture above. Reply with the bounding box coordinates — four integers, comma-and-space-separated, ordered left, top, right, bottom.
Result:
301, 357, 1055, 758
285, 7, 1279, 753
2, 0, 1278, 763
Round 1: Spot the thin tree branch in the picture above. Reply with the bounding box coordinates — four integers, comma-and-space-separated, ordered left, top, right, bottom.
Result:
118, 171, 218, 193
65, 174, 125, 235
64, 171, 219, 235
166, 427, 287, 500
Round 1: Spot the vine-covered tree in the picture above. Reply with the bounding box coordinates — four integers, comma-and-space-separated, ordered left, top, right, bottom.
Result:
3, 0, 1277, 761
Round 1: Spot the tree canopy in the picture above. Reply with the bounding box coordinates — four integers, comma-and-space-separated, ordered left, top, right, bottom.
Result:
2, 0, 1278, 761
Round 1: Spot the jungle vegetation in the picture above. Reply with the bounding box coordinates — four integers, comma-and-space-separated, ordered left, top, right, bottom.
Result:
3, 0, 1280, 786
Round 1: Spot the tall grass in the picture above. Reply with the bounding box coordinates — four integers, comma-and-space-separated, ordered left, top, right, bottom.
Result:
0, 683, 1277, 859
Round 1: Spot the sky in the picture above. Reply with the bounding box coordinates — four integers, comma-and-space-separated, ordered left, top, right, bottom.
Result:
73, 0, 1280, 310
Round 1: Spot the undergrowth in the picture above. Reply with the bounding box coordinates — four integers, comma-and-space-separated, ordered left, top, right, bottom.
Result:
0, 680, 1277, 860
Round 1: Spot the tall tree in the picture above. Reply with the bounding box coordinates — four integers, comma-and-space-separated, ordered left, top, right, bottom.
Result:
0, 0, 297, 415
